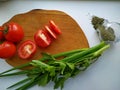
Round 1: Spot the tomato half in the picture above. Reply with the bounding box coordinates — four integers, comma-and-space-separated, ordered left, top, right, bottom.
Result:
18, 40, 37, 59
34, 30, 51, 48
3, 22, 24, 43
0, 41, 16, 58
49, 20, 62, 34
44, 25, 57, 39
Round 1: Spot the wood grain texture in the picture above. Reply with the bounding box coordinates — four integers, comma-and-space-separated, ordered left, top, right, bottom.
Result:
4, 9, 89, 67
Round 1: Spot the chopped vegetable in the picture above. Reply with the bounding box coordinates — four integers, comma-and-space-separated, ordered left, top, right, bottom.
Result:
45, 25, 57, 39
34, 20, 62, 48
0, 42, 110, 90
49, 20, 62, 34
0, 41, 16, 58
18, 40, 37, 59
34, 30, 52, 48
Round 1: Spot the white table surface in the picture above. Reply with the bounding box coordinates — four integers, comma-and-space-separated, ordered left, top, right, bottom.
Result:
0, 0, 120, 90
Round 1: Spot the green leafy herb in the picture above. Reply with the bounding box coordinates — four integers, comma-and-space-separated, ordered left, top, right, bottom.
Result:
38, 73, 49, 86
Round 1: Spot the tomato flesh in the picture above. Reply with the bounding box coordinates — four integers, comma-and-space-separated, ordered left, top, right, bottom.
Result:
0, 41, 16, 58
49, 20, 62, 34
34, 30, 51, 48
18, 40, 36, 59
45, 25, 57, 39
4, 22, 24, 43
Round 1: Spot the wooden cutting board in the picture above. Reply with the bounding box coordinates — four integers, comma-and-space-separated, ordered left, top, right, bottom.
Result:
3, 9, 89, 67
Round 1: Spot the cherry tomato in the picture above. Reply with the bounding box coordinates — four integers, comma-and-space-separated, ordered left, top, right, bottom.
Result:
44, 25, 57, 39
34, 30, 51, 48
18, 40, 37, 59
3, 22, 24, 43
0, 41, 16, 58
49, 20, 62, 34
0, 26, 4, 41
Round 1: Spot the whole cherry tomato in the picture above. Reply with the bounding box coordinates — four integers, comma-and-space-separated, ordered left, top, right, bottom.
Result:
3, 22, 24, 43
18, 40, 37, 59
0, 41, 16, 58
0, 26, 4, 41
34, 30, 52, 48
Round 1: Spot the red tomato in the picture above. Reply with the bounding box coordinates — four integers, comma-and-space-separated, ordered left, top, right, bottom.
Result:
49, 20, 62, 34
0, 26, 4, 41
44, 25, 57, 39
18, 40, 37, 59
0, 41, 16, 58
34, 30, 51, 48
4, 22, 24, 43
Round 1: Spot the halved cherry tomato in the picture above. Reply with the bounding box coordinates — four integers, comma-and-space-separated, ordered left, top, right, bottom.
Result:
34, 30, 51, 48
49, 20, 62, 34
0, 26, 4, 41
44, 25, 57, 39
3, 22, 24, 43
0, 41, 16, 58
18, 40, 37, 59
